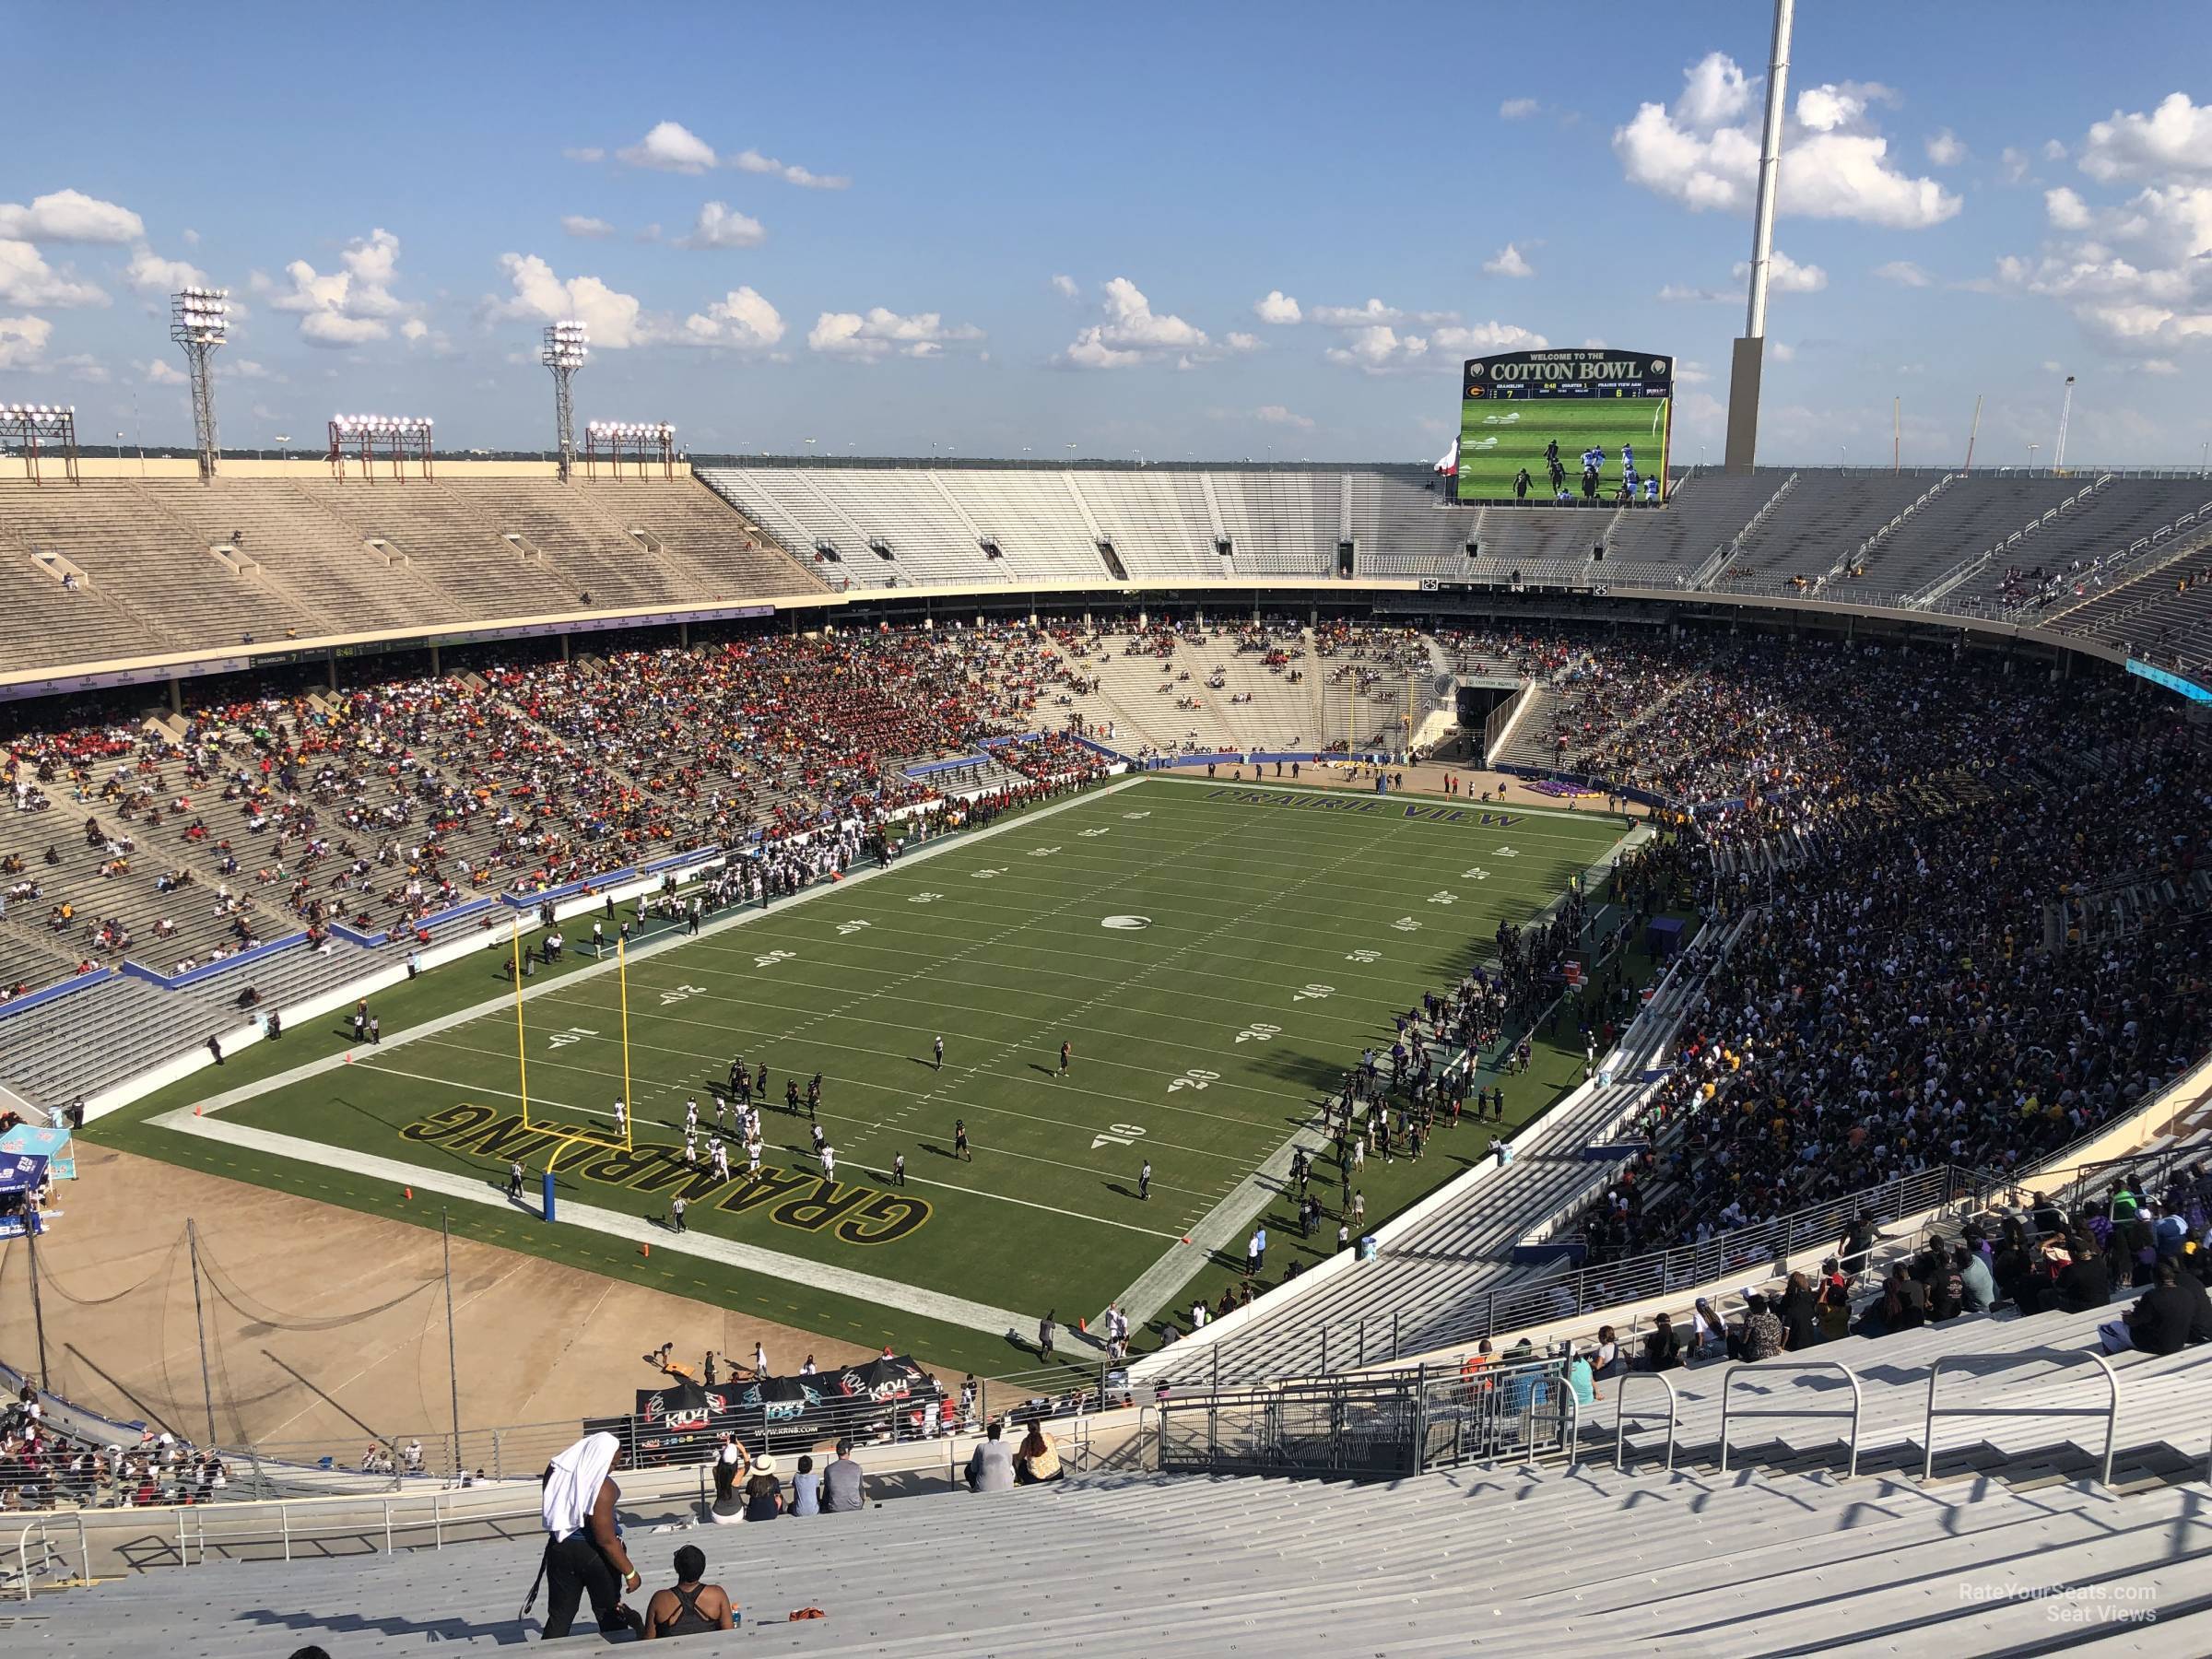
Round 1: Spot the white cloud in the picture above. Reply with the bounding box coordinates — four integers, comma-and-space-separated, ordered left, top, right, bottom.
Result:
493, 253, 653, 348
1676, 359, 1712, 384
1732, 250, 1828, 292
2140, 358, 2181, 375
1223, 331, 1262, 352
1321, 318, 1545, 376
1432, 321, 1547, 353
265, 228, 408, 347
1254, 405, 1313, 429
1991, 104, 2212, 354
141, 359, 186, 385
181, 228, 200, 246
2081, 93, 2212, 182
617, 121, 718, 173
1924, 129, 1967, 166
50, 351, 106, 382
0, 315, 53, 369
1613, 51, 1960, 228
806, 306, 981, 360
1999, 147, 2031, 184
1050, 273, 1079, 299
400, 319, 429, 343
1499, 98, 1541, 121
682, 286, 785, 351
124, 246, 208, 292
1309, 298, 1458, 327
0, 241, 106, 309
1253, 288, 1302, 324
561, 215, 616, 241
0, 188, 144, 245
1874, 259, 1931, 287
228, 359, 276, 380
1770, 341, 1797, 362
1056, 276, 1206, 369
2044, 186, 2094, 230
562, 147, 606, 163
728, 147, 849, 190
1483, 242, 1535, 278
1657, 283, 1732, 302
674, 201, 767, 250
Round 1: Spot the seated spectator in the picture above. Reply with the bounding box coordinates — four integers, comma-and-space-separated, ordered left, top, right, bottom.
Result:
1640, 1311, 1683, 1371
1775, 1272, 1823, 1350
790, 1453, 820, 1516
964, 1420, 1016, 1492
642, 1543, 736, 1638
741, 1455, 783, 1521
2100, 1262, 2196, 1356
1589, 1325, 1627, 1382
1687, 1298, 1724, 1361
1013, 1422, 1062, 1485
1729, 1293, 1783, 1362
821, 1438, 866, 1512
1958, 1243, 1997, 1314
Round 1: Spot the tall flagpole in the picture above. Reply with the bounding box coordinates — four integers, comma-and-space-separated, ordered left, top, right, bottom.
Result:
187, 1220, 218, 1447
442, 1208, 463, 1480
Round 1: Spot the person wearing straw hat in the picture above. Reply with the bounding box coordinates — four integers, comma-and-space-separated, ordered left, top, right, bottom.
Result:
742, 1453, 784, 1521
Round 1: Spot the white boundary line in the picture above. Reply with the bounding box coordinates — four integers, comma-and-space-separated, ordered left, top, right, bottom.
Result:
146, 775, 1155, 1339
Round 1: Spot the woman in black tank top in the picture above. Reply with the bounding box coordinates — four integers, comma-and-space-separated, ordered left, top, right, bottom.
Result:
645, 1545, 736, 1636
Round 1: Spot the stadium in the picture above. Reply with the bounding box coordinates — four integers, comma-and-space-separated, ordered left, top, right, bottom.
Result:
4, 6, 2212, 1655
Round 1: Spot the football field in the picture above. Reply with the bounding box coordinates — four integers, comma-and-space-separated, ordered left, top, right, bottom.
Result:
148, 774, 1630, 1366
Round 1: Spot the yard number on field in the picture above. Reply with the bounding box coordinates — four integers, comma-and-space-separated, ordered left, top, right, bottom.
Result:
1079, 828, 1110, 838
972, 867, 1006, 880
1168, 1068, 1221, 1092
1346, 949, 1382, 964
1029, 845, 1061, 858
1428, 890, 1458, 905
1393, 916, 1422, 933
836, 919, 871, 935
1293, 983, 1335, 1001
1235, 1022, 1282, 1044
547, 1026, 598, 1049
909, 891, 945, 905
753, 949, 796, 970
1463, 867, 1490, 881
1123, 811, 1150, 820
659, 984, 707, 1006
1091, 1122, 1147, 1150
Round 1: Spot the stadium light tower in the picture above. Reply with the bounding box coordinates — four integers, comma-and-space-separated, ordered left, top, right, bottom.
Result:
1724, 0, 1794, 472
169, 287, 230, 480
542, 320, 588, 481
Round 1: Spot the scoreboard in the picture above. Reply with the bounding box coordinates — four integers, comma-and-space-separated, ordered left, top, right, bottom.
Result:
1463, 348, 1673, 402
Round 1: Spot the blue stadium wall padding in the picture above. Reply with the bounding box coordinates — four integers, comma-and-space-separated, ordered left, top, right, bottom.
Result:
120, 931, 312, 993
0, 967, 120, 1024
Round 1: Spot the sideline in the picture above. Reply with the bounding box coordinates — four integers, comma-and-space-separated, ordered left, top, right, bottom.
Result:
147, 777, 1150, 1340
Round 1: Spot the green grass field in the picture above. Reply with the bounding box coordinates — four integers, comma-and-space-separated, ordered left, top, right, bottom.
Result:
98, 775, 1631, 1380
1455, 396, 1671, 502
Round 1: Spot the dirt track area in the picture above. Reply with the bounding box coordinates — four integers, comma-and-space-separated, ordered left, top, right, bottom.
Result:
0, 1143, 890, 1460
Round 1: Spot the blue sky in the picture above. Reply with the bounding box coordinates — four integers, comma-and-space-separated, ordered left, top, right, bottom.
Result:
6, 2, 2211, 466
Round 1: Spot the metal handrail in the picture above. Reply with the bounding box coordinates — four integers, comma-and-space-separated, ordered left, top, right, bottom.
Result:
1613, 1372, 1680, 1475
1922, 1350, 2119, 1488
1719, 1359, 1864, 1480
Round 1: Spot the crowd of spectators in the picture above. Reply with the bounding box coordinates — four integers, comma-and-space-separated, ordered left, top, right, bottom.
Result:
1569, 680, 2209, 1270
